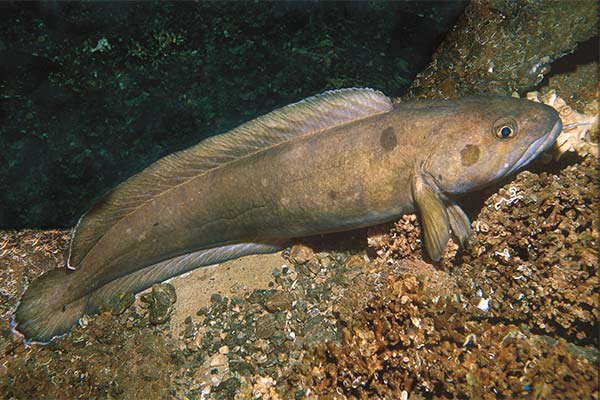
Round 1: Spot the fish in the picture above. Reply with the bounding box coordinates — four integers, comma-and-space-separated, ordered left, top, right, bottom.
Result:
12, 88, 562, 343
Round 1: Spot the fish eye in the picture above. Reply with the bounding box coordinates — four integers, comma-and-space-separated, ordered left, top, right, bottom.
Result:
492, 118, 518, 140
499, 126, 513, 138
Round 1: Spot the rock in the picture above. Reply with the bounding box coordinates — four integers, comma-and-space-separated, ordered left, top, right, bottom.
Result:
255, 313, 283, 339
264, 291, 294, 313
345, 254, 368, 269
301, 314, 336, 349
247, 289, 276, 308
100, 291, 135, 315
212, 377, 241, 398
289, 244, 314, 264
141, 283, 177, 325
183, 316, 197, 338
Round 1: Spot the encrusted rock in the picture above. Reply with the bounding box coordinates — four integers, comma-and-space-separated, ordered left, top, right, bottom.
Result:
255, 313, 283, 339
141, 283, 177, 325
288, 244, 314, 265
344, 254, 369, 270
264, 291, 294, 313
99, 291, 135, 315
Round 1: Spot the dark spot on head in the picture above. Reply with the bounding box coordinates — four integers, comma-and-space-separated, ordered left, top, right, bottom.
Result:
461, 144, 480, 167
328, 190, 337, 200
153, 222, 159, 227
380, 127, 397, 151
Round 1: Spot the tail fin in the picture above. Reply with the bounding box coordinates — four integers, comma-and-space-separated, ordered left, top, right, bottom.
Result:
12, 241, 285, 343
12, 268, 87, 344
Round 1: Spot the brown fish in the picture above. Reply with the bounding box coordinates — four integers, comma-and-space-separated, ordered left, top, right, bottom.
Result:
13, 88, 561, 342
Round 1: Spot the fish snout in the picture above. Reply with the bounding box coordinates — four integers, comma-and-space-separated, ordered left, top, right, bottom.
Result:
507, 118, 563, 176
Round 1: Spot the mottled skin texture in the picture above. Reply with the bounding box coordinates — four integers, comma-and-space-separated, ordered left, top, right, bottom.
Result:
14, 94, 561, 342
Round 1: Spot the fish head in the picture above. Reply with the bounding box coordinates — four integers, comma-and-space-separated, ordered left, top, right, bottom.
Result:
423, 97, 562, 195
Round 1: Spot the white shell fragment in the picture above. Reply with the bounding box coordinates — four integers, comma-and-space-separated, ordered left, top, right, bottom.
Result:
477, 297, 490, 313
526, 89, 599, 160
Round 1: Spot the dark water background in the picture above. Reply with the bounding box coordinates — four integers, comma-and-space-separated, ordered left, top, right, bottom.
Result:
0, 1, 467, 228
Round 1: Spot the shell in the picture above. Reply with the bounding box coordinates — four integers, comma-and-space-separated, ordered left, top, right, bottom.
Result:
526, 89, 598, 160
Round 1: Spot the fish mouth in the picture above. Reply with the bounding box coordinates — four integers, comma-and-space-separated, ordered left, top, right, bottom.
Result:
506, 119, 563, 176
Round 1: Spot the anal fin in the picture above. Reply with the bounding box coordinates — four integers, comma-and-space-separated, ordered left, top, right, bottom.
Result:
87, 241, 286, 314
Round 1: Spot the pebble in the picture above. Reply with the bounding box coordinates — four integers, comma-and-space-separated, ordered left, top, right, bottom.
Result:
183, 316, 197, 338
264, 291, 294, 313
289, 244, 314, 264
141, 283, 177, 325
345, 254, 368, 269
255, 313, 283, 339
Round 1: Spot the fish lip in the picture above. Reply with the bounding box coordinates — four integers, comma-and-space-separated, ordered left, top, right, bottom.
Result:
506, 119, 562, 176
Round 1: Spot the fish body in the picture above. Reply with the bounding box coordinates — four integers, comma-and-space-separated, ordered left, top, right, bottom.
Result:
13, 89, 562, 342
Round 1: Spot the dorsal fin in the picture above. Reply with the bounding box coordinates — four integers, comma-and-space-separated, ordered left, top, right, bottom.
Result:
68, 88, 392, 268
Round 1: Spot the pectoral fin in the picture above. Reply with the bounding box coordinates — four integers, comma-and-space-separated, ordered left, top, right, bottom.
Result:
447, 202, 472, 247
411, 172, 450, 261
